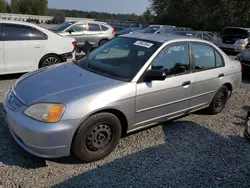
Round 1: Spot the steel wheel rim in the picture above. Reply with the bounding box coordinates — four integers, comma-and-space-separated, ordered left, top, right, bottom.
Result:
43, 57, 59, 67
86, 124, 113, 152
215, 91, 225, 108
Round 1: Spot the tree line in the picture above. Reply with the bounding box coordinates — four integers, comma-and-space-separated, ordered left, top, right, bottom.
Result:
150, 0, 250, 31
0, 0, 152, 23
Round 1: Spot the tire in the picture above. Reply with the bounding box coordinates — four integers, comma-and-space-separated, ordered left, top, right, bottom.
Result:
99, 39, 108, 46
39, 54, 62, 68
72, 113, 122, 163
206, 85, 229, 115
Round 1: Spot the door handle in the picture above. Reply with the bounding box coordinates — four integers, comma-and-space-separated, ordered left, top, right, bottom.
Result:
218, 73, 224, 78
34, 44, 40, 48
182, 81, 191, 86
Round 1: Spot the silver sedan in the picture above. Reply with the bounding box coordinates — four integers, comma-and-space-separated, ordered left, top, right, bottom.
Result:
3, 33, 242, 163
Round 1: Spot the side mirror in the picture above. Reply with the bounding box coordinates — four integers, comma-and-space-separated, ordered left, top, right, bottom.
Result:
67, 28, 75, 34
144, 69, 166, 82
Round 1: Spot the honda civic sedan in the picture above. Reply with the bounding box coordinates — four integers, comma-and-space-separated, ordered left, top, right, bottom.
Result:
3, 33, 242, 163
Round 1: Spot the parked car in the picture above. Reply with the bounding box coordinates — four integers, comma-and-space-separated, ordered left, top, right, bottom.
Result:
176, 27, 193, 31
115, 27, 141, 37
244, 110, 250, 141
235, 44, 250, 75
0, 20, 76, 76
214, 27, 250, 53
3, 32, 242, 163
141, 25, 176, 34
50, 20, 115, 48
173, 31, 216, 42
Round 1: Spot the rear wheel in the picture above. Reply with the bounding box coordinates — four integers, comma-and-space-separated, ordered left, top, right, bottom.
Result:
39, 54, 61, 68
72, 113, 122, 163
99, 39, 108, 46
206, 85, 229, 114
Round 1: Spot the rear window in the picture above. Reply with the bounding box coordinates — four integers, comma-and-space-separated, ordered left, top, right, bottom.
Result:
101, 25, 109, 31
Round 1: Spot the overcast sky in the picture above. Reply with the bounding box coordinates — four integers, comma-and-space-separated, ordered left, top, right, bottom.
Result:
48, 0, 149, 15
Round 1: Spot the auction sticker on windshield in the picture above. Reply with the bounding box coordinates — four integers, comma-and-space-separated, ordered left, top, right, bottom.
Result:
134, 41, 154, 48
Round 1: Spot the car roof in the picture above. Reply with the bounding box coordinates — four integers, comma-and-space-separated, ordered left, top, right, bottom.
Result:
0, 20, 37, 27
120, 32, 204, 43
72, 20, 109, 25
148, 24, 176, 28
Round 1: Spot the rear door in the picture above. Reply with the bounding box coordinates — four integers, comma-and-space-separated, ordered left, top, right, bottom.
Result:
3, 23, 47, 72
190, 42, 225, 108
0, 24, 5, 73
85, 23, 102, 47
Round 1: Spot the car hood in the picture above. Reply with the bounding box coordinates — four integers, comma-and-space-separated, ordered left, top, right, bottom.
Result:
14, 63, 123, 106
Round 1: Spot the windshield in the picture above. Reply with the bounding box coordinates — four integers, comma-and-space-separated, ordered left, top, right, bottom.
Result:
77, 37, 161, 81
51, 21, 76, 32
119, 28, 134, 34
222, 28, 250, 38
141, 26, 161, 33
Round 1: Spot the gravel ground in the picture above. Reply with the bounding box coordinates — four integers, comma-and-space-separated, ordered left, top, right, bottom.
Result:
1, 69, 250, 187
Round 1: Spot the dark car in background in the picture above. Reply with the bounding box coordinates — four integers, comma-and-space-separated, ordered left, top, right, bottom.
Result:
115, 27, 141, 37
176, 27, 193, 31
236, 44, 250, 75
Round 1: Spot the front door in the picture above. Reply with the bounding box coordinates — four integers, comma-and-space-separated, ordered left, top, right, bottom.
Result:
3, 23, 46, 73
190, 42, 225, 108
135, 43, 193, 127
64, 23, 88, 46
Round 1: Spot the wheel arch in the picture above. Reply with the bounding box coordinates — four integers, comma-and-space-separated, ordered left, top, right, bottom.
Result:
71, 108, 129, 150
223, 82, 233, 98
38, 53, 63, 68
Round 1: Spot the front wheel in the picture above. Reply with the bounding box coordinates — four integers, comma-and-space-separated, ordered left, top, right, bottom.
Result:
72, 113, 122, 163
206, 85, 229, 114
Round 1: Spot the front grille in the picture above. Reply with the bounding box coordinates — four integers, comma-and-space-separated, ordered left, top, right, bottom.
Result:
6, 89, 24, 111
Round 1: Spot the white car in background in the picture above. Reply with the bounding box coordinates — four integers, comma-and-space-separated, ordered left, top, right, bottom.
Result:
0, 20, 77, 75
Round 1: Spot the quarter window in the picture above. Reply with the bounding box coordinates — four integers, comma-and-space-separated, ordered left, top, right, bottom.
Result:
4, 24, 36, 41
88, 24, 101, 31
192, 44, 216, 70
100, 25, 109, 31
215, 51, 223, 67
151, 43, 190, 76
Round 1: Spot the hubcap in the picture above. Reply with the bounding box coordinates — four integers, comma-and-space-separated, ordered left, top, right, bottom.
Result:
215, 91, 225, 108
86, 124, 113, 151
43, 57, 59, 67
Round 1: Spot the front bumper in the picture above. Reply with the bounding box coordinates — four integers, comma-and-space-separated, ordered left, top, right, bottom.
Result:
3, 91, 80, 159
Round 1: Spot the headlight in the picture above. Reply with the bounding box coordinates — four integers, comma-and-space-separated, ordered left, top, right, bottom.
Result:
24, 103, 66, 123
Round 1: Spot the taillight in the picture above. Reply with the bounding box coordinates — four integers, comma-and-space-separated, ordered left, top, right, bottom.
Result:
112, 28, 115, 34
72, 41, 77, 48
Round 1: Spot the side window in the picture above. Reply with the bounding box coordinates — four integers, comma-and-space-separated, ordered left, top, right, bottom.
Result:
215, 51, 223, 67
69, 24, 86, 32
192, 43, 216, 71
35, 29, 48, 40
151, 43, 190, 76
4, 24, 36, 41
100, 25, 109, 31
88, 24, 101, 31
